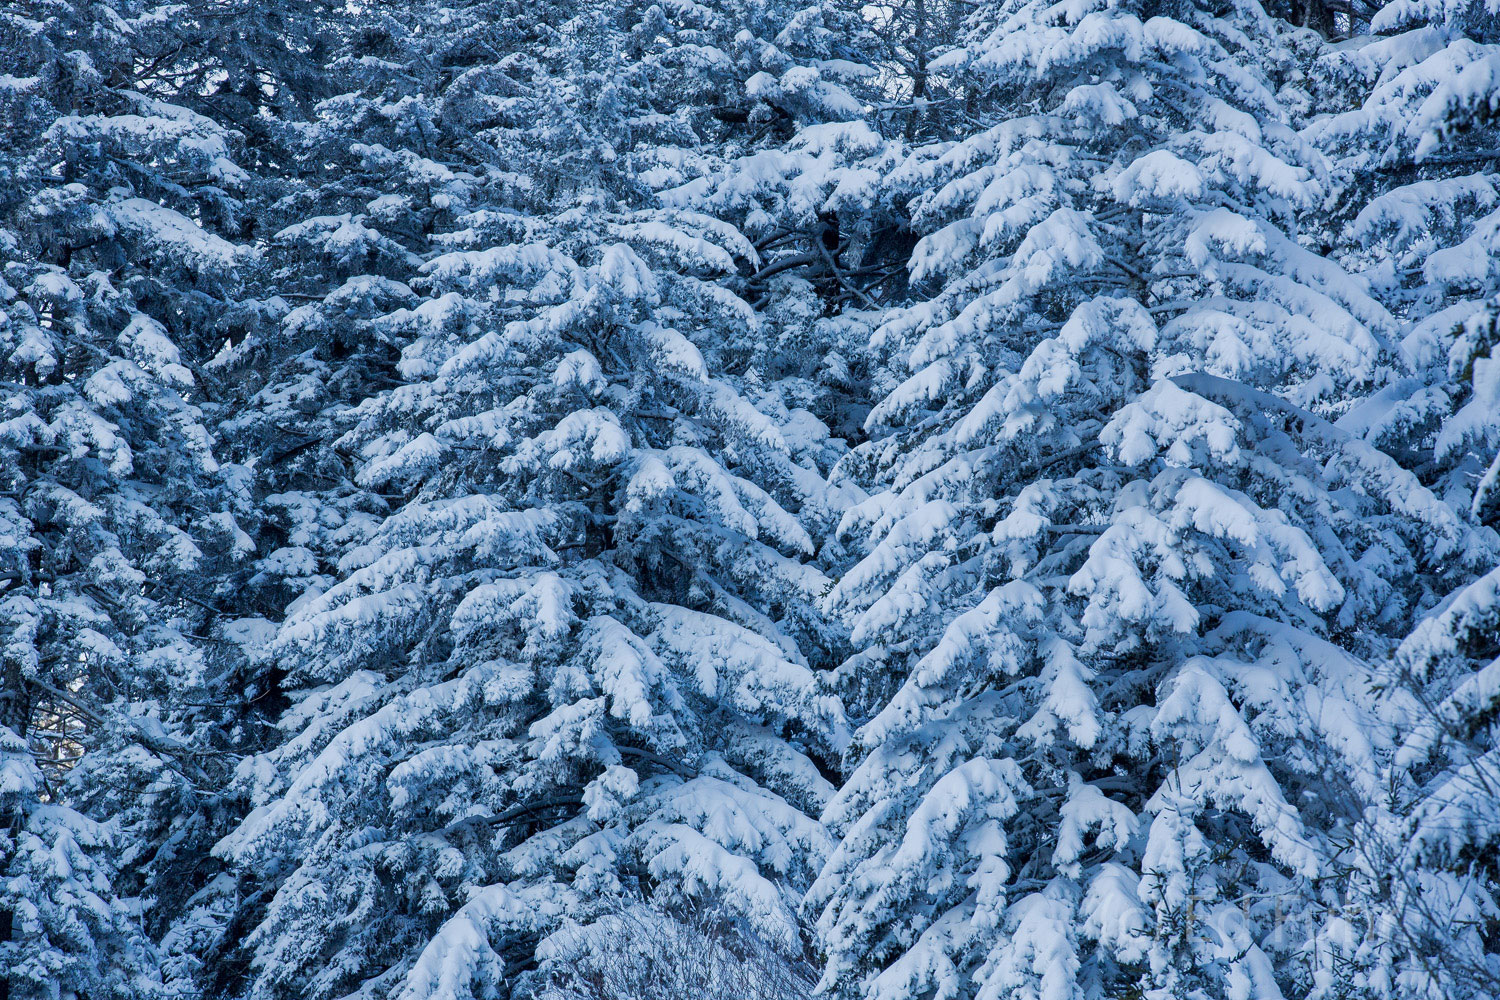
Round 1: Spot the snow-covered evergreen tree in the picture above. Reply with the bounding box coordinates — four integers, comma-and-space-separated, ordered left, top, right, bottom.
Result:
808, 1, 1496, 999
1303, 4, 1500, 997
0, 722, 160, 1000
1342, 560, 1500, 1000
210, 2, 864, 997
0, 2, 263, 997
1309, 0, 1500, 524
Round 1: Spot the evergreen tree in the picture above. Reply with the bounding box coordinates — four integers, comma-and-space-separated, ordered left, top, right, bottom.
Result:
1309, 0, 1500, 524
808, 1, 1494, 999
0, 725, 158, 1000
1304, 4, 1500, 996
0, 2, 260, 997
210, 2, 863, 997
1351, 561, 1500, 1000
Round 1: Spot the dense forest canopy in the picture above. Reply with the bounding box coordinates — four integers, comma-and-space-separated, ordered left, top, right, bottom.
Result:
1, 0, 1498, 999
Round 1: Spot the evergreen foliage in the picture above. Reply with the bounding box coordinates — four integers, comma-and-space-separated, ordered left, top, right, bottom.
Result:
1, 0, 1496, 998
